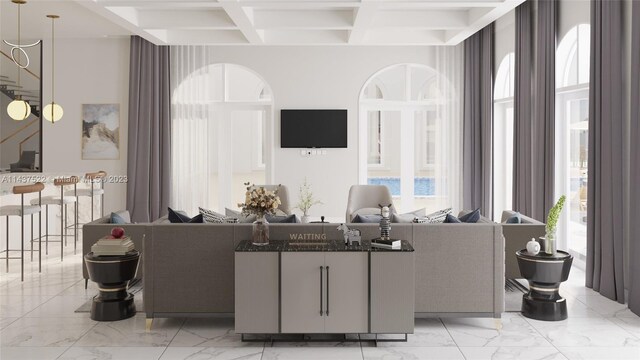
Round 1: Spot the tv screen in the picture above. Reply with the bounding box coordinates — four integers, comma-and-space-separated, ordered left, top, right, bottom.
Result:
280, 109, 347, 148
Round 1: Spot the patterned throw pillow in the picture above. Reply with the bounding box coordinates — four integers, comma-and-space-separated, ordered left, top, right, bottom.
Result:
199, 207, 227, 223
415, 207, 453, 223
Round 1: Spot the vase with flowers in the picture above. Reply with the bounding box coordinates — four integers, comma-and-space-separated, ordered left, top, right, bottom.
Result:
543, 195, 566, 255
238, 183, 281, 246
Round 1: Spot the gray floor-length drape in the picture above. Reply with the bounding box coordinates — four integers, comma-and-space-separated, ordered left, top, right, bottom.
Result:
126, 36, 171, 223
586, 0, 626, 303
513, 0, 556, 222
532, 0, 556, 220
463, 24, 493, 217
628, 1, 640, 315
513, 1, 534, 219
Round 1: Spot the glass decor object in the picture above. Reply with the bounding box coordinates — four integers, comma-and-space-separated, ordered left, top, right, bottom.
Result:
252, 216, 270, 246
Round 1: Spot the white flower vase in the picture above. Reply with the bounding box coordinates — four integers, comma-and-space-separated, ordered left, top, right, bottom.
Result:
301, 214, 310, 224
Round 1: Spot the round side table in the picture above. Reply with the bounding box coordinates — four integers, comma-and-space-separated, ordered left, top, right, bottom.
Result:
516, 250, 573, 321
84, 250, 140, 321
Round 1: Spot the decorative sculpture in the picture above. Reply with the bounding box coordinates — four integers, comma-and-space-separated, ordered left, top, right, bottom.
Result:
337, 223, 361, 246
379, 204, 392, 240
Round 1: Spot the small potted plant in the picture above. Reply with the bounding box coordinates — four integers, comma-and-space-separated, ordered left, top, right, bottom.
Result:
295, 178, 322, 223
543, 195, 566, 255
238, 183, 281, 246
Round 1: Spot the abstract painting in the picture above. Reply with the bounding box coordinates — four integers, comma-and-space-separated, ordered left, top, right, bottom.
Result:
81, 104, 120, 160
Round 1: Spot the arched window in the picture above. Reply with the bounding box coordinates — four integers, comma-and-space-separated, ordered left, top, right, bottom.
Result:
359, 64, 459, 213
172, 63, 274, 214
493, 53, 515, 220
556, 24, 590, 257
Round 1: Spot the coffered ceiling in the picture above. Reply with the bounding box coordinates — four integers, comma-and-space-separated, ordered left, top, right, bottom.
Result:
1, 1, 524, 45
77, 0, 524, 45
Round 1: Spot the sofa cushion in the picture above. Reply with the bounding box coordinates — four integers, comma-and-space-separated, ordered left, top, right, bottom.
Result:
415, 207, 452, 223
225, 208, 256, 223
392, 208, 426, 223
353, 214, 382, 223
444, 214, 462, 223
199, 207, 227, 223
168, 208, 204, 223
459, 208, 481, 223
110, 210, 131, 224
505, 212, 522, 224
266, 214, 298, 223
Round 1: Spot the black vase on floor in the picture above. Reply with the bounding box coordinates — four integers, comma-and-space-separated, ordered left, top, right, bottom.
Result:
84, 250, 140, 321
516, 249, 573, 321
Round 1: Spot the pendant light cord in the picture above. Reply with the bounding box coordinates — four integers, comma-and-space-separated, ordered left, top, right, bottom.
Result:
17, 3, 21, 88
51, 16, 55, 122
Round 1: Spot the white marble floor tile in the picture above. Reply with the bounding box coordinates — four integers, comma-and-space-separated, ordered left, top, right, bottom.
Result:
58, 279, 99, 298
575, 294, 631, 318
362, 346, 464, 360
160, 347, 264, 360
0, 294, 53, 317
558, 346, 640, 360
75, 315, 184, 347
261, 346, 363, 360
459, 346, 567, 360
0, 316, 19, 329
2, 276, 79, 296
610, 316, 640, 338
367, 319, 456, 347
526, 317, 640, 347
0, 346, 68, 360
0, 317, 97, 347
59, 346, 166, 360
24, 295, 92, 317
442, 314, 552, 347
169, 318, 259, 347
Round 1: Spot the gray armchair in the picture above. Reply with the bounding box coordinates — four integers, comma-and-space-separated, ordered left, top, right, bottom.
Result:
10, 151, 36, 172
345, 185, 396, 222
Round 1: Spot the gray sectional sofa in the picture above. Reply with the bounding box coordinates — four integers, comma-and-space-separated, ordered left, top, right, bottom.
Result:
143, 220, 505, 322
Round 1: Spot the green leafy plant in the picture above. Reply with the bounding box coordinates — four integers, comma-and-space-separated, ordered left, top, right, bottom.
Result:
546, 195, 566, 234
295, 178, 322, 216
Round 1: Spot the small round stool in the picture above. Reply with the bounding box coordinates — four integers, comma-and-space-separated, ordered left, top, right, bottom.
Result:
84, 250, 140, 321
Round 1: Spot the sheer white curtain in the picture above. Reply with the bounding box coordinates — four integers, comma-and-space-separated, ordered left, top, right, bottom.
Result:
432, 45, 464, 213
170, 46, 217, 215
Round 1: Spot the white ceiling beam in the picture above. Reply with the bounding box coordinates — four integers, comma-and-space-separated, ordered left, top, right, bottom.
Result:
218, 0, 264, 44
137, 9, 236, 30
165, 29, 249, 45
263, 30, 348, 45
445, 0, 525, 45
74, 1, 168, 44
254, 10, 353, 30
371, 10, 469, 29
348, 1, 378, 44
362, 29, 446, 46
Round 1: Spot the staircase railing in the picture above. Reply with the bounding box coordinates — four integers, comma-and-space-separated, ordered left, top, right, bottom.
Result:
0, 118, 38, 144
19, 130, 40, 154
1, 49, 40, 79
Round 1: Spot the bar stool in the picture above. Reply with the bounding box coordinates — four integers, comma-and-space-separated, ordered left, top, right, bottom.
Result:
0, 182, 44, 281
32, 176, 78, 261
67, 171, 106, 224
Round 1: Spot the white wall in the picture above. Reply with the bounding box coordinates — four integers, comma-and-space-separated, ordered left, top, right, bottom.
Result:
41, 37, 130, 213
202, 46, 439, 217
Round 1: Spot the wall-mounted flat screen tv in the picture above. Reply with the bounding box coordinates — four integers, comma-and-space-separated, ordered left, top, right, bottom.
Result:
280, 109, 347, 148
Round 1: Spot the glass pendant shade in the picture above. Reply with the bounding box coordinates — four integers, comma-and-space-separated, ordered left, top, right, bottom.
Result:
43, 102, 63, 122
7, 99, 31, 120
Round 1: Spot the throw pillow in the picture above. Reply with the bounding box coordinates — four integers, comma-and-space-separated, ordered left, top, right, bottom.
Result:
392, 208, 427, 223
353, 207, 384, 218
505, 212, 522, 224
444, 214, 462, 223
110, 211, 130, 224
418, 207, 453, 223
225, 208, 256, 223
168, 208, 191, 223
352, 214, 382, 223
459, 208, 481, 223
199, 207, 227, 223
266, 214, 299, 223
168, 208, 204, 223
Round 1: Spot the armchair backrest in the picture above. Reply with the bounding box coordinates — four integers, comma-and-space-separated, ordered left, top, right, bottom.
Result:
345, 185, 395, 222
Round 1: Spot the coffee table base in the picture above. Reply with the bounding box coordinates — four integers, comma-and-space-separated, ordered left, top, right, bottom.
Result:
90, 293, 136, 321
521, 293, 567, 321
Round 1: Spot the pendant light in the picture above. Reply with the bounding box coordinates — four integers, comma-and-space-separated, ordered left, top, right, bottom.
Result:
43, 15, 63, 123
6, 0, 31, 121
